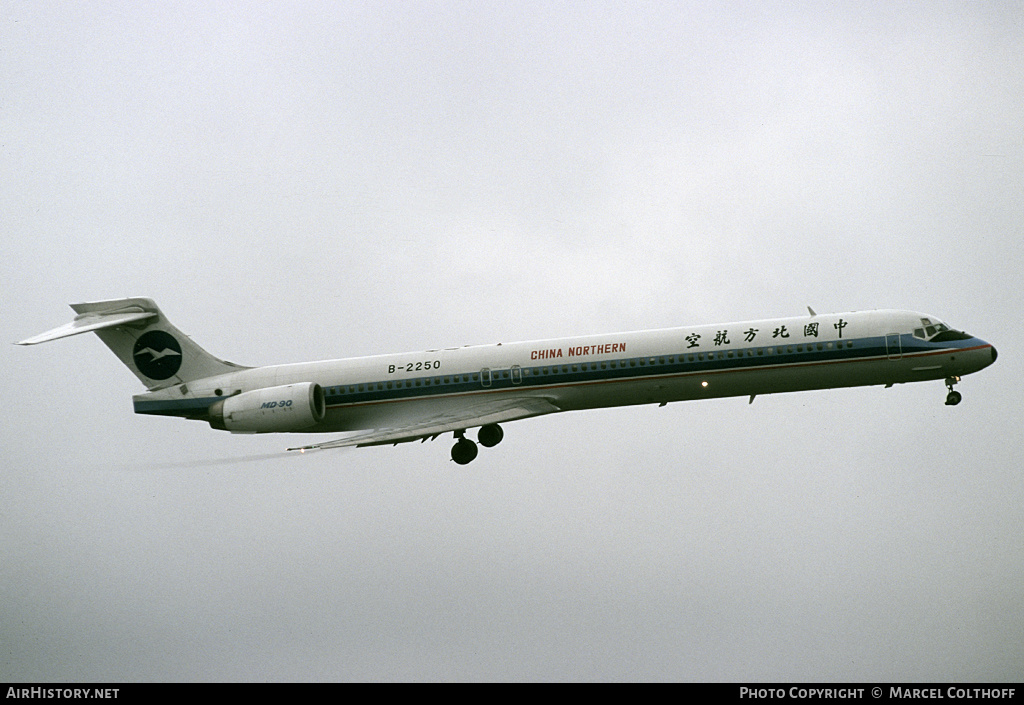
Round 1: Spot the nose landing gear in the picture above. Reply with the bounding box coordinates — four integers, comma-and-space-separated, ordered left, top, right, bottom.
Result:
945, 376, 962, 406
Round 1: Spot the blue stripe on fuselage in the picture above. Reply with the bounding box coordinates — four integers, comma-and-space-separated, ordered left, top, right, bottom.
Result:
133, 334, 985, 418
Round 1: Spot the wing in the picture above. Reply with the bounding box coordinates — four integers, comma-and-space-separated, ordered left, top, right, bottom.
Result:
288, 395, 561, 451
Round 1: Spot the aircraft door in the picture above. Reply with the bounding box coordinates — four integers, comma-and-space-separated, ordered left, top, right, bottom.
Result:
886, 333, 902, 359
480, 368, 492, 388
511, 365, 522, 385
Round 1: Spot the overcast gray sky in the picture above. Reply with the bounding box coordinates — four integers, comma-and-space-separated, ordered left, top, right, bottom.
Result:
2, 1, 1022, 682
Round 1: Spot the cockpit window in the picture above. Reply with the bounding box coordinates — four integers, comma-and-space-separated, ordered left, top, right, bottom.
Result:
913, 317, 968, 342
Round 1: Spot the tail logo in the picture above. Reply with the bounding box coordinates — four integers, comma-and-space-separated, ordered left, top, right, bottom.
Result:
133, 331, 183, 380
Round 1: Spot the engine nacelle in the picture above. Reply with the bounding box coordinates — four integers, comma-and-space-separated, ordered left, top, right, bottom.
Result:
208, 382, 326, 433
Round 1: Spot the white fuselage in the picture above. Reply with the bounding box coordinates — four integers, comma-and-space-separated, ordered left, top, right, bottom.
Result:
134, 309, 997, 433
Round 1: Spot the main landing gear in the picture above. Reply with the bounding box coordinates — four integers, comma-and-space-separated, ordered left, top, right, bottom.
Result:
945, 376, 962, 406
451, 424, 504, 464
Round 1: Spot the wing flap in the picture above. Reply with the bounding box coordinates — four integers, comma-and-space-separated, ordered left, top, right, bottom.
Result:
288, 396, 560, 452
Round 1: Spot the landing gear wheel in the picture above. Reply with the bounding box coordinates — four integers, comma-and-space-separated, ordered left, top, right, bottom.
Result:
451, 438, 479, 465
478, 423, 504, 448
944, 376, 962, 406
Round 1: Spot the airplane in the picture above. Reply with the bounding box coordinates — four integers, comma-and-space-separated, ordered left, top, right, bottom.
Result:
18, 298, 997, 464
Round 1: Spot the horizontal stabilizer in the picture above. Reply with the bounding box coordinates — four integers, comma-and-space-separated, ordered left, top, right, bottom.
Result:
18, 297, 247, 389
17, 308, 156, 345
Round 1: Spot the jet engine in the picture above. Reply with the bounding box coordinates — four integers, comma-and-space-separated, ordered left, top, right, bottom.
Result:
208, 382, 326, 433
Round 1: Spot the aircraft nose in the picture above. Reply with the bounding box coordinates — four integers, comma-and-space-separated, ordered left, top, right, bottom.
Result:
991, 345, 998, 364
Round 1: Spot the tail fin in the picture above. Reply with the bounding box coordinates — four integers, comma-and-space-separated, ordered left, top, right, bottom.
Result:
18, 297, 248, 389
